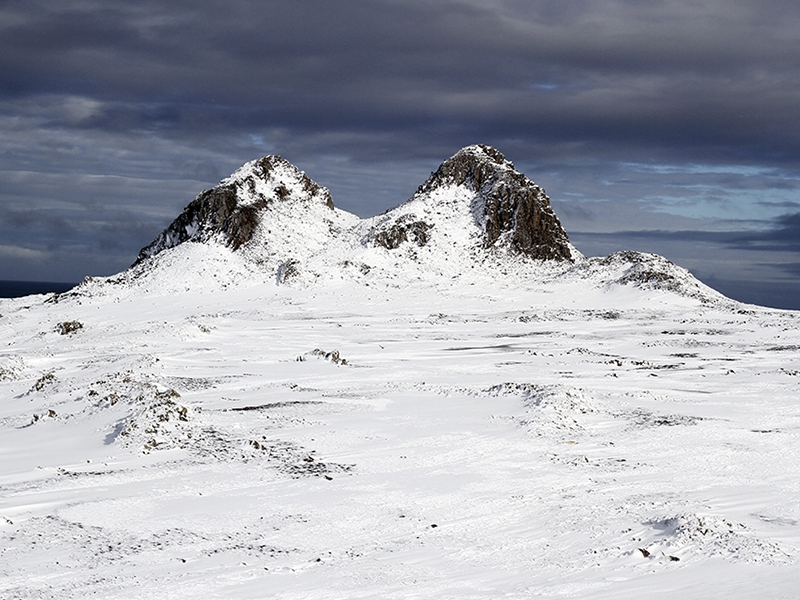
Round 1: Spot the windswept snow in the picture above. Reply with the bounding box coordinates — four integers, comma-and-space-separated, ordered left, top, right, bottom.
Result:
1, 276, 799, 599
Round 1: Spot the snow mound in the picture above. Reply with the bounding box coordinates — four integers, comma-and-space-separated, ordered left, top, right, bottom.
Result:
87, 241, 263, 297
570, 250, 730, 305
115, 389, 195, 453
486, 383, 603, 435
643, 513, 792, 564
0, 356, 25, 382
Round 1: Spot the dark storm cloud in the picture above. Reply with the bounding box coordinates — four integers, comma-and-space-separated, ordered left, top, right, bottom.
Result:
3, 0, 800, 164
776, 262, 800, 277
2, 0, 800, 306
2, 208, 75, 238
0, 203, 158, 254
576, 211, 800, 253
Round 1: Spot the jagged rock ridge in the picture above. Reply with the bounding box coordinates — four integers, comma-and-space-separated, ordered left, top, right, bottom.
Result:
410, 144, 573, 261
112, 144, 727, 306
135, 155, 334, 265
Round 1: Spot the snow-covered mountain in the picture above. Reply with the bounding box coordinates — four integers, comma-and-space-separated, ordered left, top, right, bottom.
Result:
3, 146, 797, 599
135, 154, 357, 270
76, 145, 725, 306
136, 144, 575, 267
363, 143, 576, 262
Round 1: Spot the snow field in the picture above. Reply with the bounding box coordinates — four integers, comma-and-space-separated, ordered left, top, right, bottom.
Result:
1, 278, 799, 598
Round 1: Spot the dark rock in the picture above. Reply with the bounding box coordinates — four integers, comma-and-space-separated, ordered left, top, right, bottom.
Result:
134, 155, 334, 265
416, 145, 573, 261
30, 372, 56, 393
56, 320, 83, 335
297, 348, 347, 365
135, 185, 241, 264
374, 218, 433, 250
277, 259, 300, 284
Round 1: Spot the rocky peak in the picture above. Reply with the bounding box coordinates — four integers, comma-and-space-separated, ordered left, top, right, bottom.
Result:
223, 155, 334, 210
134, 155, 334, 265
415, 144, 513, 193
414, 145, 574, 261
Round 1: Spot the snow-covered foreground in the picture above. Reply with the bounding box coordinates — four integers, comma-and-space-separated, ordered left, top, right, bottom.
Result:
1, 277, 800, 599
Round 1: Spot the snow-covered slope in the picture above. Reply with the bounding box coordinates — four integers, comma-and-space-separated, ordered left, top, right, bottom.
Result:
4, 145, 789, 599
1, 274, 799, 599
70, 145, 725, 307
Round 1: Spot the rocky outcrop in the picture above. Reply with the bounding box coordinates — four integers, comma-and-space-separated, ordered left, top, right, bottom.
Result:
134, 156, 334, 265
570, 250, 729, 305
416, 145, 573, 261
373, 217, 433, 250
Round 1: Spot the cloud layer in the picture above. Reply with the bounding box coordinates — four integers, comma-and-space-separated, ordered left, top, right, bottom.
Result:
2, 0, 799, 307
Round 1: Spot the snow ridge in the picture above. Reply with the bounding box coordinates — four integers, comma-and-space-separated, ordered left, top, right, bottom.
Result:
135, 155, 342, 264
402, 144, 575, 260
84, 146, 727, 305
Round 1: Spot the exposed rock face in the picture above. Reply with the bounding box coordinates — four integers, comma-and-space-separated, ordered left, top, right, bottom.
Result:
373, 217, 433, 250
133, 146, 576, 286
70, 145, 726, 303
135, 185, 244, 264
135, 156, 334, 265
416, 144, 573, 261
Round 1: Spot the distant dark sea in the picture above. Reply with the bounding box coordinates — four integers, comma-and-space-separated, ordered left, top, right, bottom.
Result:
0, 280, 78, 298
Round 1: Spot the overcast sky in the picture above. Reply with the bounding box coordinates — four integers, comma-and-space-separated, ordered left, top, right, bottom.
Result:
2, 0, 800, 308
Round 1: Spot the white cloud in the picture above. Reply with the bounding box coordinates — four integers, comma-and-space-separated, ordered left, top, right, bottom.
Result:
0, 244, 49, 260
